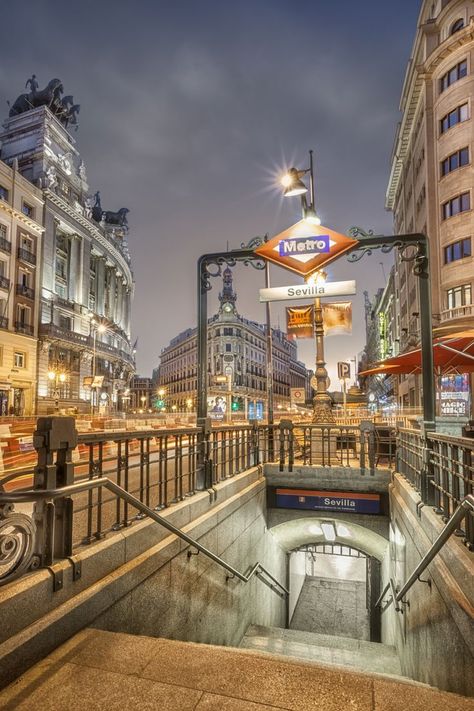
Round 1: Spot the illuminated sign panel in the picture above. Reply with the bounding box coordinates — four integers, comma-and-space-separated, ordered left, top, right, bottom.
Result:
275, 488, 381, 514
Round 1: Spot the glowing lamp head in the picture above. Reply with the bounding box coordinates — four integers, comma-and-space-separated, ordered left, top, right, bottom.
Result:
306, 270, 327, 287
59, 373, 66, 383
281, 168, 308, 197
97, 324, 106, 334
47, 370, 56, 381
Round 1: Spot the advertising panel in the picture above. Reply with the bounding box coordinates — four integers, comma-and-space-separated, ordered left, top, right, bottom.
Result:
439, 373, 470, 416
323, 301, 352, 336
208, 396, 227, 420
286, 305, 314, 340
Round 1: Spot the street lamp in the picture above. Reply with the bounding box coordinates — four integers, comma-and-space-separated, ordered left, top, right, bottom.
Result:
281, 150, 333, 423
91, 320, 106, 415
47, 369, 67, 413
305, 271, 334, 423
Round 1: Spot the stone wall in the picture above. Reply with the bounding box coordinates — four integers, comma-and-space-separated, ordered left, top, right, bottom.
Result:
381, 474, 474, 697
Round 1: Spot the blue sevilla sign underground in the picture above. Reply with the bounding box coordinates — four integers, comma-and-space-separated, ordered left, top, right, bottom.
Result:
276, 488, 381, 514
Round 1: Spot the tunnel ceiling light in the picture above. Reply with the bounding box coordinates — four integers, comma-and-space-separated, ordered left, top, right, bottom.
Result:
336, 523, 352, 538
321, 521, 336, 542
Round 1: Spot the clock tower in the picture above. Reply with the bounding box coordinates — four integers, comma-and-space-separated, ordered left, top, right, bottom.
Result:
218, 267, 237, 316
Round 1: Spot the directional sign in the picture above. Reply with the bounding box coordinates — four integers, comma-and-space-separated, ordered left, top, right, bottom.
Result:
254, 220, 359, 277
259, 280, 356, 303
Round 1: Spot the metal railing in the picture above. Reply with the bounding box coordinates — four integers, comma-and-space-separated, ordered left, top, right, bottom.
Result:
397, 428, 474, 547
17, 247, 36, 265
375, 495, 474, 613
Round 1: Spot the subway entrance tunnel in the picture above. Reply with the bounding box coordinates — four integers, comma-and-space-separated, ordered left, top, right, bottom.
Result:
0, 418, 472, 708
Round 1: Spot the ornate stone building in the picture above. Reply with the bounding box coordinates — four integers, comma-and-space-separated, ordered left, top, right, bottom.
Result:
156, 268, 311, 415
0, 78, 135, 413
0, 159, 44, 415
386, 1, 474, 408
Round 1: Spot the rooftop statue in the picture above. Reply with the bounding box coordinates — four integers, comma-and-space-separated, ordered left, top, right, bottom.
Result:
103, 207, 129, 227
8, 77, 80, 130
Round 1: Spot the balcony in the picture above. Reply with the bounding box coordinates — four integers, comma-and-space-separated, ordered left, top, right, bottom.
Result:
16, 284, 35, 300
0, 238, 11, 254
440, 304, 474, 322
0, 275, 10, 291
15, 321, 34, 336
0, 316, 8, 330
17, 247, 36, 265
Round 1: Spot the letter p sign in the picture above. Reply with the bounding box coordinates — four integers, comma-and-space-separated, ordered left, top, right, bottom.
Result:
338, 362, 351, 380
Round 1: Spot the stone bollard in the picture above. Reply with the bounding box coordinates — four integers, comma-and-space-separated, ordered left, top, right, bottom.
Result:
33, 417, 78, 566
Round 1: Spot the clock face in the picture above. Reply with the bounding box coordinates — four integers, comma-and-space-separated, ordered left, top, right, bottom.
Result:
223, 303, 233, 313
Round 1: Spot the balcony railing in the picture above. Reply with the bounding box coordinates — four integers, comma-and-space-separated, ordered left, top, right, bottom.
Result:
0, 238, 11, 254
0, 275, 10, 290
0, 316, 8, 330
15, 321, 34, 336
17, 248, 36, 265
440, 304, 474, 321
15, 284, 35, 300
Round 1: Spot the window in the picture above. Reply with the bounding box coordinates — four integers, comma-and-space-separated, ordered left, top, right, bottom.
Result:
441, 147, 469, 176
16, 304, 30, 325
225, 343, 232, 352
447, 284, 472, 309
21, 202, 34, 218
223, 327, 233, 336
440, 103, 468, 133
450, 18, 464, 35
59, 315, 71, 330
55, 254, 67, 280
442, 192, 470, 219
440, 60, 467, 92
14, 351, 25, 368
444, 238, 471, 263
0, 186, 8, 201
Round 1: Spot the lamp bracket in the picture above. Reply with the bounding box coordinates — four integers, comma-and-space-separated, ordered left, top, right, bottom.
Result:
200, 238, 266, 291
347, 228, 429, 278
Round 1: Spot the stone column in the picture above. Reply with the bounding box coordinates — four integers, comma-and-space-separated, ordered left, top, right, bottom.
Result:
96, 257, 106, 316
108, 267, 116, 322
68, 235, 78, 302
123, 287, 131, 336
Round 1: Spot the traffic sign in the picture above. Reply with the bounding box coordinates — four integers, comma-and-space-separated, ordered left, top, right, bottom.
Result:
338, 362, 351, 379
254, 220, 359, 277
259, 280, 356, 303
290, 388, 305, 404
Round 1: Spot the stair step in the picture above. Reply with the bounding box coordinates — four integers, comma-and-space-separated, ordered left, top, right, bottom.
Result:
241, 625, 402, 677
0, 628, 471, 711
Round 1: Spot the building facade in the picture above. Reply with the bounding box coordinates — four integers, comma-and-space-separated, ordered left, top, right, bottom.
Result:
0, 159, 44, 415
156, 268, 311, 416
129, 375, 154, 412
386, 1, 474, 409
0, 78, 135, 414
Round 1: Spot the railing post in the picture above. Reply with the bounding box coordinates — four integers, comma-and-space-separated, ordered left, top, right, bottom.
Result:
279, 420, 293, 472
252, 422, 260, 467
32, 417, 77, 565
196, 417, 212, 490
419, 422, 435, 506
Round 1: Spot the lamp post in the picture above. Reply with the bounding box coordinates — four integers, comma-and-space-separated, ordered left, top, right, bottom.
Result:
281, 150, 334, 423
47, 369, 67, 414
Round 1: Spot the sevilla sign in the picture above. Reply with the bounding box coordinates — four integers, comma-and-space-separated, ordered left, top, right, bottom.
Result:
254, 219, 359, 277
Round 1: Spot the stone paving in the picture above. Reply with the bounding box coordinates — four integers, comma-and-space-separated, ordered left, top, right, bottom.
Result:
0, 629, 472, 710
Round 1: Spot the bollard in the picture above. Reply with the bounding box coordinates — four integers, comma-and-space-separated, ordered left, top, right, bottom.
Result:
33, 417, 78, 566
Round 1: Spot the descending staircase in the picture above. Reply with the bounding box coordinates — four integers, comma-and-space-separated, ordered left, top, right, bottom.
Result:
241, 624, 402, 677
0, 628, 471, 710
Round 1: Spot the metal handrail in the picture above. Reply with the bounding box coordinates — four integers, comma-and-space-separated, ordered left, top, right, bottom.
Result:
0, 477, 289, 598
375, 494, 474, 611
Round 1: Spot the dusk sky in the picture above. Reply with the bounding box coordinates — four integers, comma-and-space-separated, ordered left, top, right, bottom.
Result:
1, 1, 421, 387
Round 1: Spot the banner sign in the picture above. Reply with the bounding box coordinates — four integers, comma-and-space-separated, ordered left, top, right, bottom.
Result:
290, 388, 306, 404
276, 488, 381, 515
287, 305, 314, 339
208, 396, 226, 420
259, 280, 356, 303
323, 302, 352, 336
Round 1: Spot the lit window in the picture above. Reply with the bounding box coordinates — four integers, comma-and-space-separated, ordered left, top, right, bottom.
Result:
21, 202, 34, 218
14, 351, 25, 368
441, 147, 469, 176
450, 18, 464, 35
447, 284, 472, 309
444, 238, 471, 263
442, 192, 470, 219
440, 103, 469, 133
0, 186, 8, 201
440, 60, 467, 92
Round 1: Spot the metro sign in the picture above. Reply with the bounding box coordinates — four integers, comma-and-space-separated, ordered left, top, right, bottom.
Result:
255, 220, 359, 277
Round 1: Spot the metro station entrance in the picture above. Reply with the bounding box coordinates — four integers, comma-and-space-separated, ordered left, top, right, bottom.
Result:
289, 543, 381, 642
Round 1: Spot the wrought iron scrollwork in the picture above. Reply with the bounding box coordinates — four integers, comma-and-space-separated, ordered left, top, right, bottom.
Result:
0, 504, 37, 585
347, 227, 429, 278
200, 236, 266, 291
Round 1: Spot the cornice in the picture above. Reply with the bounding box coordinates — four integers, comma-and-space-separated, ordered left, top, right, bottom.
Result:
0, 200, 44, 234
44, 189, 133, 284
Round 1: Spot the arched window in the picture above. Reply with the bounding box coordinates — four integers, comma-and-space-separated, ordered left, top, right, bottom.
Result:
450, 18, 464, 34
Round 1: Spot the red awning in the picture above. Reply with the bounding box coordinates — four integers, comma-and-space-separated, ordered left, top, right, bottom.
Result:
359, 331, 474, 376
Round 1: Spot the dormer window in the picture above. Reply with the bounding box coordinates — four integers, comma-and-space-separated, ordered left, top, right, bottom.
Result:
450, 18, 464, 35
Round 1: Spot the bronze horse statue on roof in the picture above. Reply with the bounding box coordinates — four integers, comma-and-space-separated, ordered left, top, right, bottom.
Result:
8, 78, 64, 117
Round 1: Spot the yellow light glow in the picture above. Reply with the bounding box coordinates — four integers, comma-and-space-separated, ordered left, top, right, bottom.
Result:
59, 373, 66, 383
304, 213, 321, 226
306, 270, 327, 287
97, 324, 106, 333
47, 371, 56, 380
171, 405, 177, 411
280, 173, 293, 188
158, 388, 165, 397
